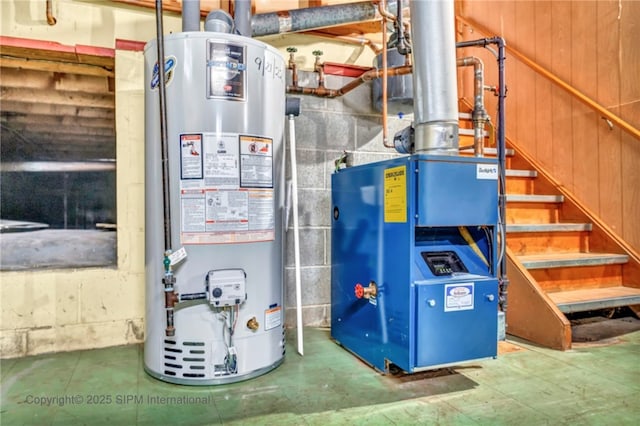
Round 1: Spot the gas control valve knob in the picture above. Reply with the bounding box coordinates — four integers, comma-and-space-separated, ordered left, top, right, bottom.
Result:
212, 287, 223, 298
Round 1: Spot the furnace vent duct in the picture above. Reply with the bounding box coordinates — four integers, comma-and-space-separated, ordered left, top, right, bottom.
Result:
410, 0, 459, 154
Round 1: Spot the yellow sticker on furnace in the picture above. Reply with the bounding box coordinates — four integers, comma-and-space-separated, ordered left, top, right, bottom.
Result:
384, 165, 407, 223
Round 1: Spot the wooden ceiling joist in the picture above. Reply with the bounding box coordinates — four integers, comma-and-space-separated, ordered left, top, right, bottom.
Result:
0, 56, 114, 78
0, 36, 114, 74
0, 67, 113, 94
1, 115, 115, 130
1, 101, 115, 120
1, 87, 115, 109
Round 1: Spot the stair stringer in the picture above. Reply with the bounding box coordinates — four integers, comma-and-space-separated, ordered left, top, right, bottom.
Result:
505, 246, 571, 350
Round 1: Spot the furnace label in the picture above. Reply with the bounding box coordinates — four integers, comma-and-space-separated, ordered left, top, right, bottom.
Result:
383, 165, 407, 223
444, 283, 475, 312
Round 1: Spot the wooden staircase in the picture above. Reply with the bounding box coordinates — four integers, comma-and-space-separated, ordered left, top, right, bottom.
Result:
503, 143, 640, 350
454, 14, 640, 351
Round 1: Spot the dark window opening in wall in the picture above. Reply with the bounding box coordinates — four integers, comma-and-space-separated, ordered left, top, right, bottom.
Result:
0, 41, 117, 270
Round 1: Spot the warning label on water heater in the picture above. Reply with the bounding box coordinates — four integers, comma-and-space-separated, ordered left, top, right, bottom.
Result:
179, 132, 274, 245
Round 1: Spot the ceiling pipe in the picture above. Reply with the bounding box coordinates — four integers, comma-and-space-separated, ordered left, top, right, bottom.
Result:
410, 0, 459, 154
182, 0, 200, 32
287, 65, 411, 98
251, 1, 398, 37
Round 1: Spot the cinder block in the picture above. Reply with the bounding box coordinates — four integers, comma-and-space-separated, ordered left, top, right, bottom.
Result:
284, 305, 330, 328
325, 112, 357, 150
297, 189, 331, 227
352, 151, 399, 167
294, 111, 328, 149
285, 148, 325, 190
284, 265, 330, 307
285, 228, 325, 268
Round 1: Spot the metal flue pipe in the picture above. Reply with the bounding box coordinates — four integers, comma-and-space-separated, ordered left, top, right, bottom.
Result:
410, 0, 459, 154
234, 0, 252, 37
182, 0, 200, 32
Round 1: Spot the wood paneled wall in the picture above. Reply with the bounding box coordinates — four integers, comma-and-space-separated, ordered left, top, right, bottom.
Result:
456, 0, 640, 253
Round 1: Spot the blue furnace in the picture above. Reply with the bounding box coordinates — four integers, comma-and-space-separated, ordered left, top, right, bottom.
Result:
331, 154, 499, 373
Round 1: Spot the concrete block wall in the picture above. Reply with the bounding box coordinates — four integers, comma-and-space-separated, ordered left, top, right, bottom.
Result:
282, 71, 413, 328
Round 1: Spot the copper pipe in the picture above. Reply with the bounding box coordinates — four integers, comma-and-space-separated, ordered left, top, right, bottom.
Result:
379, 0, 394, 148
287, 65, 412, 98
46, 0, 57, 25
457, 56, 487, 156
456, 15, 640, 141
313, 51, 325, 89
287, 47, 298, 89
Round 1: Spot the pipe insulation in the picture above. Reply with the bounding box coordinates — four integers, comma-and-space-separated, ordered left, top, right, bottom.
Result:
182, 0, 200, 32
409, 0, 459, 154
251, 1, 397, 37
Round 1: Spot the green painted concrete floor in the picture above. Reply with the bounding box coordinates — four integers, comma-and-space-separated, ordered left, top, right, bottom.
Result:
1, 328, 639, 425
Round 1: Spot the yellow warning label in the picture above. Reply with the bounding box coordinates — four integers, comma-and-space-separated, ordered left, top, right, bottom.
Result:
384, 165, 407, 223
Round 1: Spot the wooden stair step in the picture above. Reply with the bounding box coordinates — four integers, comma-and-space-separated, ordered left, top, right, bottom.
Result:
506, 169, 538, 178
519, 252, 629, 269
547, 286, 640, 313
459, 147, 515, 156
506, 223, 592, 233
459, 128, 489, 137
506, 194, 564, 203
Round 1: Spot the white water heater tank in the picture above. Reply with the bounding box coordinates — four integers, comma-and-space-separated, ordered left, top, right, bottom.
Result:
144, 31, 286, 385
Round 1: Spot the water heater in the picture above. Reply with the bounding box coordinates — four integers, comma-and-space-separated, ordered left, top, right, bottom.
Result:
144, 31, 286, 384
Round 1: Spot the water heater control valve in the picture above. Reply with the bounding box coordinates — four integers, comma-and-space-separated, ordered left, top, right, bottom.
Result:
206, 269, 247, 307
